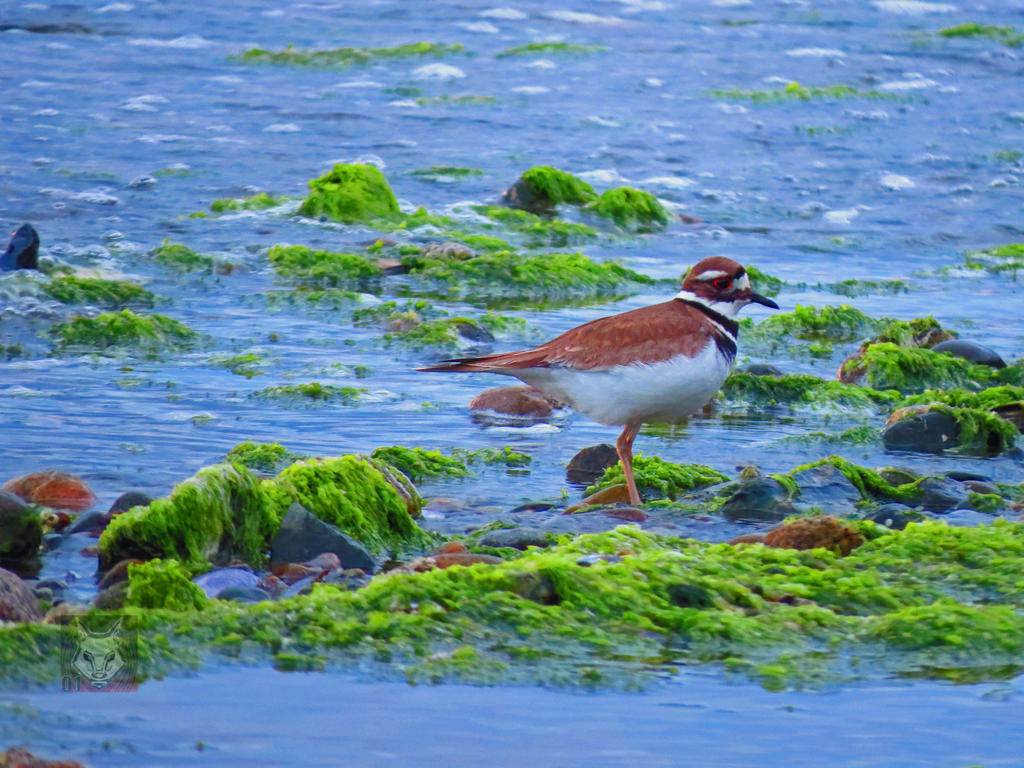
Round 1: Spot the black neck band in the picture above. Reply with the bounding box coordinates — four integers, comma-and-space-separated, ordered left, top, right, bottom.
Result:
678, 299, 739, 340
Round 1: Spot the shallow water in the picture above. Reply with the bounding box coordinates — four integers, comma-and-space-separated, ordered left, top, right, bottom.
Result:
2, 0, 1024, 758
3, 667, 1024, 767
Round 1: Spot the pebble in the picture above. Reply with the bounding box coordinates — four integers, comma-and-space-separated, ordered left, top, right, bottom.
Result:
565, 483, 632, 512
565, 444, 619, 485
740, 362, 783, 376
63, 509, 108, 535
108, 490, 153, 515
0, 490, 43, 564
469, 385, 562, 421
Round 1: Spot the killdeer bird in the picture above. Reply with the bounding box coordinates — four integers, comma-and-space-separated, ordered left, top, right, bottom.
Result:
419, 256, 779, 505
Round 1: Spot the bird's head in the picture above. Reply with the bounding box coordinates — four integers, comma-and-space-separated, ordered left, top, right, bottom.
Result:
678, 256, 779, 317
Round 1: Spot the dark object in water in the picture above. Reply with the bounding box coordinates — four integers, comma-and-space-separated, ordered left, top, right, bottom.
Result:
1, 224, 40, 271
931, 339, 1006, 369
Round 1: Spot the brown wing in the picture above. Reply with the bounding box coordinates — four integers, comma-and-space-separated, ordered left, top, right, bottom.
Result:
418, 300, 717, 372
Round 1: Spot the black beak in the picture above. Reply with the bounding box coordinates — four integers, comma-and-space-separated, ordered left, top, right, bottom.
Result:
746, 291, 779, 310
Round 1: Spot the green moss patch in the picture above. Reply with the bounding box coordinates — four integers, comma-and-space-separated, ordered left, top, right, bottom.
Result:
125, 559, 209, 611
712, 81, 903, 103
410, 166, 483, 180
371, 446, 471, 484
211, 192, 289, 213
99, 463, 277, 571
268, 244, 382, 285
786, 455, 923, 504
42, 277, 157, 308
743, 305, 880, 348
841, 343, 988, 393
514, 166, 597, 207
585, 455, 729, 500
938, 23, 1024, 47
585, 187, 671, 232
963, 243, 1024, 276
51, 309, 199, 355
298, 164, 400, 223
497, 42, 608, 57
475, 206, 598, 248
719, 373, 900, 409
150, 239, 216, 272
210, 353, 265, 378
252, 383, 367, 404
226, 441, 306, 473
451, 446, 531, 467
236, 41, 465, 68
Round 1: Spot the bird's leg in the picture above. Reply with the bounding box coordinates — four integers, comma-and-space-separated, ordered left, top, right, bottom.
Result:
615, 422, 642, 506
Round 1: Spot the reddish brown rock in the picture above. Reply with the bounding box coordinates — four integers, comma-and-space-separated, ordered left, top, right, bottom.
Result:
2, 471, 96, 511
600, 506, 648, 522
97, 558, 144, 590
469, 386, 562, 419
435, 541, 469, 555
2, 748, 84, 768
434, 552, 503, 569
762, 515, 864, 556
0, 566, 43, 623
565, 483, 632, 513
728, 532, 767, 546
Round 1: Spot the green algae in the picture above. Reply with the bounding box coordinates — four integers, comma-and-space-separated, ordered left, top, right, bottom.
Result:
298, 164, 400, 223
236, 41, 465, 68
963, 243, 1024, 276
711, 81, 902, 103
871, 315, 948, 347
42, 277, 157, 308
252, 383, 367, 405
210, 192, 289, 213
995, 150, 1022, 163
267, 244, 382, 285
416, 95, 497, 107
824, 279, 909, 298
787, 455, 923, 505
99, 463, 277, 571
743, 304, 880, 346
402, 249, 654, 304
0, 624, 61, 685
370, 446, 471, 484
585, 455, 729, 501
719, 373, 899, 409
225, 441, 306, 474
968, 492, 1005, 514
263, 455, 428, 552
125, 559, 209, 611
497, 42, 607, 57
899, 385, 1024, 412
475, 206, 598, 248
209, 353, 265, 378
51, 309, 199, 355
938, 23, 1024, 47
150, 239, 216, 272
842, 343, 988, 393
746, 266, 784, 297
48, 520, 1024, 690
926, 405, 1019, 454
513, 166, 597, 208
585, 187, 670, 232
384, 317, 488, 350
451, 446, 531, 467
410, 166, 483, 180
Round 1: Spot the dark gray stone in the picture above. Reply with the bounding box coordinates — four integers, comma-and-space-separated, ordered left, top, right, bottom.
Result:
477, 527, 551, 550
883, 410, 961, 454
917, 477, 969, 514
452, 320, 494, 343
721, 478, 794, 523
192, 567, 260, 599
790, 464, 862, 514
566, 444, 620, 485
109, 491, 152, 515
865, 503, 913, 530
270, 502, 375, 572
64, 509, 108, 535
0, 490, 42, 564
932, 339, 1006, 369
740, 363, 783, 377
1, 224, 39, 271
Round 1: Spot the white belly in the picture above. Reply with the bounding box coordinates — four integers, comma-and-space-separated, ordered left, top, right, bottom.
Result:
510, 341, 732, 426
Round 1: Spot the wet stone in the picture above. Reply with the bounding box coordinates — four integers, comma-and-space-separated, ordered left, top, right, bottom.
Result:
961, 480, 1001, 496
740, 362, 783, 376
576, 553, 622, 567
944, 470, 990, 482
566, 444, 620, 485
2, 470, 96, 512
0, 490, 42, 564
469, 385, 561, 423
567, 483, 631, 511
216, 586, 272, 603
790, 464, 862, 514
879, 467, 920, 486
720, 477, 795, 523
92, 581, 127, 611
0, 566, 43, 622
63, 509, 108, 535
931, 339, 1006, 369
883, 410, 961, 454
508, 501, 554, 514
109, 490, 152, 515
476, 527, 551, 550
917, 477, 969, 514
1, 223, 40, 271
192, 567, 261, 599
270, 502, 375, 573
863, 503, 914, 530
452, 320, 494, 343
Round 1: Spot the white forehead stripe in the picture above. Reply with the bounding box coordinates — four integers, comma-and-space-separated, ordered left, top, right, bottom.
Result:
695, 269, 728, 281
736, 274, 750, 290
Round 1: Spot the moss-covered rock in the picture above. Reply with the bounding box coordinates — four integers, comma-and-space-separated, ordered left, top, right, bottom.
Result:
150, 239, 217, 272
226, 441, 306, 474
839, 343, 987, 393
297, 164, 400, 223
124, 559, 209, 611
786, 455, 923, 505
267, 244, 382, 285
585, 187, 671, 232
42, 277, 157, 308
210, 192, 289, 213
496, 42, 608, 57
887, 404, 1018, 455
744, 304, 879, 346
475, 206, 597, 248
938, 23, 1024, 47
719, 373, 899, 409
712, 81, 902, 102
370, 446, 471, 484
51, 309, 199, 355
585, 455, 729, 501
503, 166, 596, 212
236, 41, 465, 68
252, 383, 367, 405
262, 455, 428, 553
98, 463, 276, 571
402, 249, 655, 304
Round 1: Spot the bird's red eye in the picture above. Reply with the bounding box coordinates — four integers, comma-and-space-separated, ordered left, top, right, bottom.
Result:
712, 277, 733, 291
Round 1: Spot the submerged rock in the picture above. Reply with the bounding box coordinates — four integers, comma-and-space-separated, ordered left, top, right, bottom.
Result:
270, 502, 375, 572
883, 409, 961, 453
192, 566, 261, 599
586, 187, 670, 232
864, 503, 914, 530
720, 476, 795, 523
2, 470, 96, 512
476, 527, 551, 550
916, 477, 969, 514
1, 224, 40, 271
790, 463, 862, 514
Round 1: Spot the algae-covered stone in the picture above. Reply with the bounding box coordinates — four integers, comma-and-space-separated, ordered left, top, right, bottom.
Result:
150, 239, 216, 272
210, 192, 288, 213
51, 309, 199, 355
298, 164, 400, 223
475, 206, 598, 248
237, 41, 465, 68
585, 455, 728, 501
839, 343, 988, 393
268, 244, 382, 285
885, 404, 1017, 455
786, 455, 923, 505
42, 277, 157, 308
496, 42, 608, 57
0, 491, 43, 565
98, 463, 276, 571
743, 304, 879, 347
502, 166, 596, 214
263, 455, 428, 553
718, 373, 899, 409
252, 383, 366, 405
585, 187, 671, 232
370, 446, 471, 484
124, 558, 209, 611
226, 441, 305, 474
